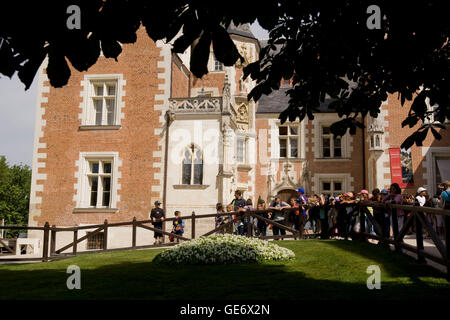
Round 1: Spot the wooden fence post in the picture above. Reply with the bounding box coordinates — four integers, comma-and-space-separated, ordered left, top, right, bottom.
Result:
103, 219, 108, 251
391, 206, 401, 253
191, 212, 196, 239
132, 217, 137, 248
298, 212, 304, 240
42, 222, 50, 262
415, 211, 426, 264
73, 229, 78, 255
50, 224, 56, 256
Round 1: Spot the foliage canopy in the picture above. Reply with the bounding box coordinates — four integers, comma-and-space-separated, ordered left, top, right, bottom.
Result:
0, 1, 448, 148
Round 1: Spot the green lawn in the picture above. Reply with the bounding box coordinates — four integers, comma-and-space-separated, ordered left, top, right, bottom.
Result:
1, 240, 449, 300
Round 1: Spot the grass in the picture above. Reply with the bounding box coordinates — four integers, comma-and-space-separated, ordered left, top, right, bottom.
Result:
0, 239, 449, 300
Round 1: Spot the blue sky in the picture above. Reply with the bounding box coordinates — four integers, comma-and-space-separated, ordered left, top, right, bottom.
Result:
0, 22, 269, 167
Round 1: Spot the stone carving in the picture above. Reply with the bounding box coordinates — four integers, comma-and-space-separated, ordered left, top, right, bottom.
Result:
168, 97, 222, 113
236, 103, 249, 130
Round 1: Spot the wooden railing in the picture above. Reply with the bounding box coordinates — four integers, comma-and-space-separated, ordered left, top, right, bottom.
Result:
0, 203, 449, 278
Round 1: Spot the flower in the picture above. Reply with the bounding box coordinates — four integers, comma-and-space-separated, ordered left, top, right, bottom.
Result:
153, 234, 295, 265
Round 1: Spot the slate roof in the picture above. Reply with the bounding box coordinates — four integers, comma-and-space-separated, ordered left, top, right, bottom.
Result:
256, 87, 337, 114
227, 22, 257, 40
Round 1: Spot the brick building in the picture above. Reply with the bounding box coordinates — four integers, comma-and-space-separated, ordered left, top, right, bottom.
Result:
28, 25, 450, 250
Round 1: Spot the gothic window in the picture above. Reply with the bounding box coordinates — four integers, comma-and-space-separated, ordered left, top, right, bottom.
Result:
237, 138, 246, 163
182, 144, 203, 185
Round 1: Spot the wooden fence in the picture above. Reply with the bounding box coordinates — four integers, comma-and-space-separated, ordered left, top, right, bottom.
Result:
0, 202, 449, 277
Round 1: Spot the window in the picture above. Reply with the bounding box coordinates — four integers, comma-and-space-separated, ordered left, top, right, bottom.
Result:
321, 126, 342, 158
90, 81, 117, 125
279, 124, 299, 158
321, 180, 344, 195
237, 138, 246, 163
182, 145, 203, 185
87, 159, 113, 208
81, 75, 124, 128
214, 57, 224, 71
87, 232, 104, 250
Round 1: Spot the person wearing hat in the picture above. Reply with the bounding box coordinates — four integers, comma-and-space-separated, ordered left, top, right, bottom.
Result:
150, 200, 165, 244
296, 188, 308, 218
416, 187, 427, 207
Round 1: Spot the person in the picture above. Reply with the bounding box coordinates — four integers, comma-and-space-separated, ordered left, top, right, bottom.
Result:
150, 200, 165, 244
172, 211, 185, 242
359, 189, 374, 236
416, 187, 427, 206
225, 204, 235, 234
439, 181, 450, 238
432, 184, 445, 238
230, 190, 246, 235
268, 197, 290, 239
288, 197, 299, 229
317, 194, 329, 239
383, 183, 404, 237
341, 193, 356, 236
308, 194, 321, 234
416, 186, 431, 238
327, 197, 339, 238
215, 203, 226, 234
255, 200, 268, 237
296, 188, 309, 233
402, 193, 415, 235
441, 181, 450, 209
243, 198, 255, 236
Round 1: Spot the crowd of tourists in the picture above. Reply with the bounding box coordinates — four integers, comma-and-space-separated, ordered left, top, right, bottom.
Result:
215, 181, 450, 241
149, 181, 450, 243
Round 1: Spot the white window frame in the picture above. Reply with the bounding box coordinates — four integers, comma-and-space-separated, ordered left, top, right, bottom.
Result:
86, 159, 113, 208
75, 152, 120, 209
208, 53, 224, 73
313, 116, 351, 159
81, 74, 124, 126
321, 126, 343, 158
278, 123, 300, 159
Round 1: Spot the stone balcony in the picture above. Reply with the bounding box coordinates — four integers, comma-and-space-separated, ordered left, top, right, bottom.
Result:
168, 97, 223, 113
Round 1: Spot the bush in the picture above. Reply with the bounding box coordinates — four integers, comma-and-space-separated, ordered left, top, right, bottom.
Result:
153, 234, 295, 265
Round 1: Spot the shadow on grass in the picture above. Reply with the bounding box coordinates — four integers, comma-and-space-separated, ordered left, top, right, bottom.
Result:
316, 239, 447, 279
1, 243, 449, 300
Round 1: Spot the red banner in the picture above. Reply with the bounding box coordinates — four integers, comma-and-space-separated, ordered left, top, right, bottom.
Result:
389, 148, 403, 186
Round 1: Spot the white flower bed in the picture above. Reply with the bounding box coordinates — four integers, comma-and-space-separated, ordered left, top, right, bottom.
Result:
153, 234, 295, 265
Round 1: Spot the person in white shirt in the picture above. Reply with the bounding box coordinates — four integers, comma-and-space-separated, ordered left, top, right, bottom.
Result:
416, 187, 427, 206
415, 186, 431, 238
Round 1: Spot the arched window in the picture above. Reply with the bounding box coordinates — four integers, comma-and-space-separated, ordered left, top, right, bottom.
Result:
375, 135, 380, 147
182, 144, 203, 185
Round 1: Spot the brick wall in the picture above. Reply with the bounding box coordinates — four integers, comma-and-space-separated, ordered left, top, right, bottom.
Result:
32, 28, 167, 226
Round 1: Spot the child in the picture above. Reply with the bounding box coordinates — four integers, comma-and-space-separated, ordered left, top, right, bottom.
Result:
215, 203, 225, 234
225, 204, 235, 234
172, 211, 185, 243
256, 201, 268, 237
